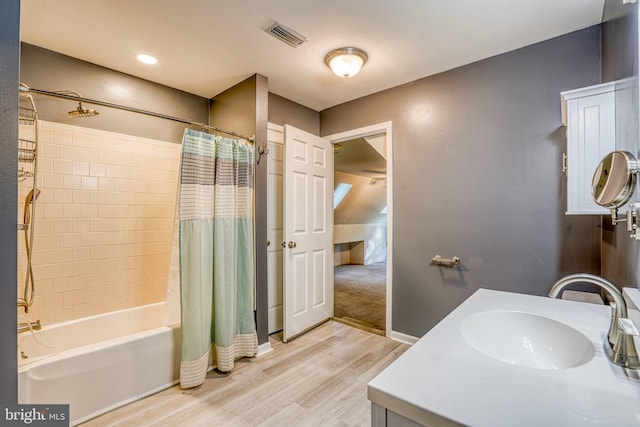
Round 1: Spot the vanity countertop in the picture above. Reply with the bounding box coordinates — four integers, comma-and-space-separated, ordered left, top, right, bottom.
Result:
368, 289, 640, 427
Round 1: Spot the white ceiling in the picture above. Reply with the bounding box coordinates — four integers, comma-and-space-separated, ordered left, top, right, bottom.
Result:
20, 0, 605, 111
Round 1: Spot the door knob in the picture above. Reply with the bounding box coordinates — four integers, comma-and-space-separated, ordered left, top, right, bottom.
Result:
288, 241, 297, 248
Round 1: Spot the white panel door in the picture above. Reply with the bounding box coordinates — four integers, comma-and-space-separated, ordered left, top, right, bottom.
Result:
283, 124, 333, 342
267, 124, 284, 334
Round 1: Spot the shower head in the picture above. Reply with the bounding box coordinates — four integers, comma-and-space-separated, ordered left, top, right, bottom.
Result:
23, 188, 41, 227
69, 102, 99, 118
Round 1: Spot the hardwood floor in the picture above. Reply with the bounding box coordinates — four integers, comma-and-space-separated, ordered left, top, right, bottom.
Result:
82, 321, 409, 427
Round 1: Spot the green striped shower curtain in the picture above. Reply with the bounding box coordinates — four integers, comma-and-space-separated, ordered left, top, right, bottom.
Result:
178, 129, 257, 389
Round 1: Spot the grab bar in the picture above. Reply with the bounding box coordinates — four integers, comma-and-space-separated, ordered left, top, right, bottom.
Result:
431, 255, 460, 268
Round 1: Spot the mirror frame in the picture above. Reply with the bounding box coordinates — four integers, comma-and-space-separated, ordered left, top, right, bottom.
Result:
592, 150, 639, 209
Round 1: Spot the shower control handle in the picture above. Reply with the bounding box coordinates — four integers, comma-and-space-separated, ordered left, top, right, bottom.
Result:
288, 241, 297, 249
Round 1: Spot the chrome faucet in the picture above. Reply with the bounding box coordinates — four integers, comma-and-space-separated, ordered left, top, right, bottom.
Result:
17, 320, 41, 334
549, 273, 639, 369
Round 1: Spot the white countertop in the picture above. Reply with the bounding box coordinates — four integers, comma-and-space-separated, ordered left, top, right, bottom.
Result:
368, 289, 640, 427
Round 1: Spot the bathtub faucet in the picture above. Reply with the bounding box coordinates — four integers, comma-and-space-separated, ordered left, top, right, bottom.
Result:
549, 273, 639, 369
17, 320, 41, 334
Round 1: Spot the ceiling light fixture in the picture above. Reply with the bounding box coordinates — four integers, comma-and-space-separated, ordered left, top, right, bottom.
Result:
136, 54, 158, 65
324, 47, 368, 79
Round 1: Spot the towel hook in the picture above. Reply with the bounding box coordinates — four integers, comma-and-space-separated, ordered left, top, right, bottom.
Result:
256, 145, 270, 165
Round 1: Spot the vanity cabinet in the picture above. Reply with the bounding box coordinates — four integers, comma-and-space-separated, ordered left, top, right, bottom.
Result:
371, 404, 424, 427
561, 82, 616, 215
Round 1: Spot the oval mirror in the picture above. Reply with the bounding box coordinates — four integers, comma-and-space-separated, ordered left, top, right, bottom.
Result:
592, 151, 638, 208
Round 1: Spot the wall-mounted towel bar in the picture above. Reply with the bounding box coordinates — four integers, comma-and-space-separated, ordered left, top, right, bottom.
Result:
431, 255, 460, 268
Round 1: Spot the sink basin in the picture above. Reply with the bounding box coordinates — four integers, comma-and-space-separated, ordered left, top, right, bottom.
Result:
460, 310, 595, 370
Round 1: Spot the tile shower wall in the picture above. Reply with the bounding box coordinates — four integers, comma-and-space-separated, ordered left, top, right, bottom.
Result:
18, 120, 180, 325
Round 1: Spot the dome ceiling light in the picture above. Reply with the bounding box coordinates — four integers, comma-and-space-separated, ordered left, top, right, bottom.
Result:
137, 54, 158, 65
324, 47, 368, 79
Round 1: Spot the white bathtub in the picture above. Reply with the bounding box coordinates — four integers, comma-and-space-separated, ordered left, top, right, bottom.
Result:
18, 302, 181, 425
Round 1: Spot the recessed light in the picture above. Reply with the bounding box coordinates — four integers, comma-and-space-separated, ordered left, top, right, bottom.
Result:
136, 54, 158, 65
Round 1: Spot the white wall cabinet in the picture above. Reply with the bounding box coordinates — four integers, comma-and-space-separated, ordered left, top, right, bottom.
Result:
561, 82, 616, 215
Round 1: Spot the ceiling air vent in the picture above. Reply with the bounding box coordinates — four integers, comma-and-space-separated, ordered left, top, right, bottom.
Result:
265, 21, 307, 48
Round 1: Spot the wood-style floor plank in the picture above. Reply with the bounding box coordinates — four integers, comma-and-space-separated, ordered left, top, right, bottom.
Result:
82, 321, 409, 427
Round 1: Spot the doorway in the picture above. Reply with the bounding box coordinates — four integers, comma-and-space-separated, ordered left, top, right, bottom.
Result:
266, 122, 393, 338
326, 122, 393, 337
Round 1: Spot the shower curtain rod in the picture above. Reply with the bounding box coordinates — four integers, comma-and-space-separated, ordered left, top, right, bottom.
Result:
23, 86, 255, 143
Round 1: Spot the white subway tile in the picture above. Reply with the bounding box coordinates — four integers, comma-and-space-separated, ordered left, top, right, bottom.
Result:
41, 234, 63, 249
38, 158, 53, 174
81, 260, 100, 275
72, 189, 91, 203
43, 173, 64, 189
81, 288, 100, 304
62, 262, 82, 277
63, 145, 83, 161
53, 277, 73, 293
72, 303, 92, 318
81, 204, 98, 218
81, 232, 99, 246
25, 121, 180, 323
63, 233, 82, 248
53, 129, 72, 145
63, 204, 82, 218
52, 219, 73, 234
90, 245, 108, 260
53, 248, 73, 264
43, 204, 63, 219
32, 249, 53, 265
63, 175, 82, 190
81, 176, 98, 190
98, 205, 114, 218
44, 293, 63, 310
72, 132, 92, 148
89, 218, 108, 232
72, 218, 90, 233
90, 162, 106, 177
52, 306, 73, 323
38, 126, 53, 143
63, 290, 82, 307
37, 219, 54, 234
98, 177, 114, 191
99, 150, 115, 165
53, 189, 73, 204
42, 263, 64, 280
72, 247, 91, 262
53, 159, 73, 175
81, 148, 99, 163
72, 161, 89, 176
42, 143, 63, 160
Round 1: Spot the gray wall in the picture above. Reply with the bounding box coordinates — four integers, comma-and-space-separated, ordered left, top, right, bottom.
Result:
1, 0, 20, 403
268, 92, 320, 135
21, 44, 209, 143
211, 75, 270, 345
321, 27, 603, 337
600, 0, 640, 289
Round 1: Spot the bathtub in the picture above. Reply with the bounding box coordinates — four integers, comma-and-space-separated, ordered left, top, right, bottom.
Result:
18, 302, 181, 425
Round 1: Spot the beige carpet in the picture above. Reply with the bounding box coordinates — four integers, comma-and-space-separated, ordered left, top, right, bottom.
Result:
334, 262, 386, 334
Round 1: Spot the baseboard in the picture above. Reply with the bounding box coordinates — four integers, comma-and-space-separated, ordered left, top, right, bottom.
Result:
256, 341, 273, 357
389, 330, 419, 345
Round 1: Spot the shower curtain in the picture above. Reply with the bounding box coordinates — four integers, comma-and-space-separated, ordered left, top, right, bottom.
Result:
177, 128, 257, 389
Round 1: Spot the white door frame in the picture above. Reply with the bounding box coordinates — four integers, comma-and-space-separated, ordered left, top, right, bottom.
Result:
324, 121, 393, 337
